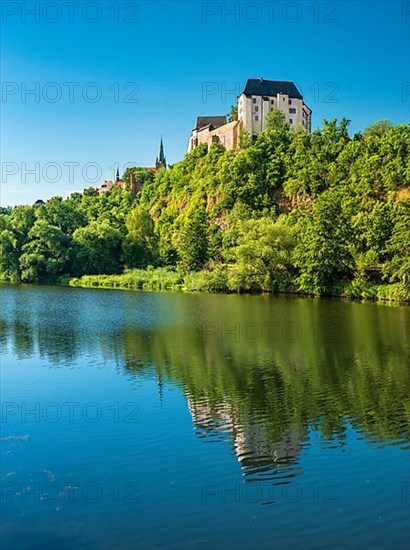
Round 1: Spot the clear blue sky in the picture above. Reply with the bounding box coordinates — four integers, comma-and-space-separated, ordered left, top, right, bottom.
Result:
1, 0, 409, 206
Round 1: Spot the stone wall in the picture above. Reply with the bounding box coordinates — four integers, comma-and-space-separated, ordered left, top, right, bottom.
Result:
188, 120, 241, 152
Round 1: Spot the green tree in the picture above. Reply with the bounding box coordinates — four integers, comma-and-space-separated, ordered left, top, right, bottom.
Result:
265, 109, 289, 130
0, 229, 20, 281
72, 220, 123, 275
123, 205, 158, 268
179, 205, 209, 270
227, 217, 296, 292
294, 190, 352, 293
36, 196, 85, 234
363, 119, 392, 139
19, 220, 70, 283
228, 105, 238, 122
386, 199, 410, 288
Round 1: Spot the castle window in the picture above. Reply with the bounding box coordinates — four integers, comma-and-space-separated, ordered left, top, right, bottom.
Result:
289, 108, 296, 114
270, 99, 274, 104
254, 106, 258, 112
289, 99, 292, 104
252, 98, 257, 103
289, 119, 293, 124
255, 115, 259, 121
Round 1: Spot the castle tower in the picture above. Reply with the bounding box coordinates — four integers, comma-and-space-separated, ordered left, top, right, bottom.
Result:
129, 172, 141, 195
155, 136, 167, 170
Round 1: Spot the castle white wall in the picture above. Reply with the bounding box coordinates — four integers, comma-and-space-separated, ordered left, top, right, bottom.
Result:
238, 93, 311, 137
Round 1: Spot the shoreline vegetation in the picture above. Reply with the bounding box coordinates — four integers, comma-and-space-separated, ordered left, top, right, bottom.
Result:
1, 115, 409, 303
64, 269, 409, 304
1, 272, 408, 304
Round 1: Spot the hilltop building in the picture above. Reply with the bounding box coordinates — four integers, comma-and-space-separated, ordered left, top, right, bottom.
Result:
97, 136, 166, 195
188, 78, 312, 153
155, 136, 167, 170
97, 168, 123, 195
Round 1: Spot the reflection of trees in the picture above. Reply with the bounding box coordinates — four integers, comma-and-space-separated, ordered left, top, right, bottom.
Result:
115, 301, 409, 450
2, 290, 409, 477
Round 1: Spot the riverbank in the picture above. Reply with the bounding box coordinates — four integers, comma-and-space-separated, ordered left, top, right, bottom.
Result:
66, 268, 410, 304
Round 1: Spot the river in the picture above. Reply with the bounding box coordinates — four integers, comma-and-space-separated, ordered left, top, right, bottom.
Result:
1, 284, 409, 549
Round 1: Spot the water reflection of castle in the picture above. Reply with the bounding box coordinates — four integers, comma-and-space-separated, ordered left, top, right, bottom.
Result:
187, 395, 306, 480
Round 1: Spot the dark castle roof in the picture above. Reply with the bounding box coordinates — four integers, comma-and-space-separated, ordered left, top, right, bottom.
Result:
195, 116, 227, 130
243, 79, 303, 99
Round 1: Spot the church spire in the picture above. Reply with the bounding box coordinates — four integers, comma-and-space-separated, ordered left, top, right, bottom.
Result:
116, 167, 120, 181
156, 136, 166, 169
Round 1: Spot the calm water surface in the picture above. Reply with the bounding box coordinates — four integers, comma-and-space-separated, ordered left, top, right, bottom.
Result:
1, 284, 409, 549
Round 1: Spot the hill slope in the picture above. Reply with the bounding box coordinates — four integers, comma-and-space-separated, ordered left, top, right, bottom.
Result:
1, 115, 409, 301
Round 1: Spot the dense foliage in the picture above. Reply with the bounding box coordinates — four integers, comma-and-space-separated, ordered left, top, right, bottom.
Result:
1, 115, 409, 301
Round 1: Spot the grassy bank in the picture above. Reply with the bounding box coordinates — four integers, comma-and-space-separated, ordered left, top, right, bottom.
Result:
67, 268, 410, 304
68, 269, 184, 292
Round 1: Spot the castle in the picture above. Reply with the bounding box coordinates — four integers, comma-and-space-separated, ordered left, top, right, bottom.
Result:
97, 136, 167, 195
96, 80, 312, 195
188, 78, 312, 153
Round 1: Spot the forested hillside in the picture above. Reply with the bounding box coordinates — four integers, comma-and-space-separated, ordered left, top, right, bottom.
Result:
1, 113, 409, 301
